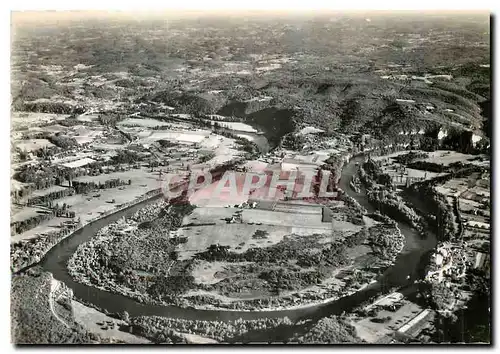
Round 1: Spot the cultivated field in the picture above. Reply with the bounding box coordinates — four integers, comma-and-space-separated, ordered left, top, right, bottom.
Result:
175, 223, 301, 260
421, 150, 479, 166
241, 209, 328, 229
15, 139, 55, 152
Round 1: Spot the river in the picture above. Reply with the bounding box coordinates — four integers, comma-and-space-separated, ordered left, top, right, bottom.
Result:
39, 152, 437, 327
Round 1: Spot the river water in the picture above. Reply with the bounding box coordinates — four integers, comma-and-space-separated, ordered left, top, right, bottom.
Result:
40, 151, 437, 325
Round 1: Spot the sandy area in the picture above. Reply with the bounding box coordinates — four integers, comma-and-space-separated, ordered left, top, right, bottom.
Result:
76, 114, 99, 122
241, 160, 268, 172
372, 151, 413, 162
236, 133, 257, 142
74, 136, 96, 145
298, 126, 325, 135
382, 166, 446, 181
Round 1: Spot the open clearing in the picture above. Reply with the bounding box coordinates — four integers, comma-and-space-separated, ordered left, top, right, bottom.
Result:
420, 150, 478, 166
209, 121, 258, 133
352, 297, 425, 343
176, 224, 298, 259
175, 223, 333, 260
11, 112, 69, 130
118, 117, 171, 127
175, 201, 362, 260
190, 260, 253, 285
188, 174, 251, 207
15, 139, 55, 152
11, 216, 69, 243
11, 205, 50, 223
72, 300, 150, 344
241, 209, 329, 229
11, 168, 169, 243
182, 206, 240, 225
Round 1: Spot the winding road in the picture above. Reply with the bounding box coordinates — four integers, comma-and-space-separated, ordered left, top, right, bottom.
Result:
49, 279, 70, 329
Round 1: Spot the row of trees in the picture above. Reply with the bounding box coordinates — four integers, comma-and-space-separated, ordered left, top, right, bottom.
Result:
360, 161, 423, 231
110, 149, 142, 165
26, 188, 74, 207
293, 316, 363, 344
11, 203, 76, 235
72, 178, 131, 194
11, 218, 82, 272
259, 268, 325, 293
147, 275, 195, 300
48, 134, 79, 149
12, 101, 85, 115
130, 315, 295, 343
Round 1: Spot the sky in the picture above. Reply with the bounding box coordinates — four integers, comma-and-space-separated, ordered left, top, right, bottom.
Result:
8, 0, 494, 11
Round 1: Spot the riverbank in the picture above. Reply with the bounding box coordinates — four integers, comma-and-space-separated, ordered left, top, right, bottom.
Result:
129, 315, 296, 343
357, 158, 424, 233
71, 300, 151, 344
63, 152, 408, 314
24, 152, 431, 337
66, 211, 388, 313
12, 188, 164, 274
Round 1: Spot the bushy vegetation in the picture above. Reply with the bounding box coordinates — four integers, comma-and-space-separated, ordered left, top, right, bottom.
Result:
195, 234, 348, 269
359, 160, 423, 230
281, 133, 306, 150
11, 219, 81, 272
194, 234, 358, 295
11, 203, 76, 235
110, 149, 142, 165
14, 164, 60, 189
68, 202, 197, 303
13, 101, 85, 115
130, 315, 295, 343
393, 151, 429, 165
72, 178, 129, 194
11, 272, 94, 344
147, 275, 196, 300
197, 152, 216, 164
143, 90, 227, 116
48, 134, 78, 149
292, 316, 363, 344
25, 187, 74, 207
368, 224, 405, 262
